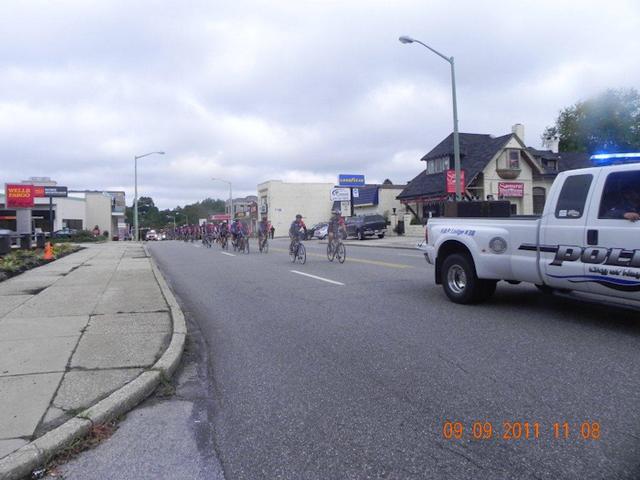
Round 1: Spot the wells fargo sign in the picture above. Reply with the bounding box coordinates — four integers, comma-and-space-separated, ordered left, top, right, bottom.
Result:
5, 184, 35, 208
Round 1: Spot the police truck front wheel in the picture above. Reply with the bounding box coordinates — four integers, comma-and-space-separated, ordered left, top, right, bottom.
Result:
441, 254, 496, 304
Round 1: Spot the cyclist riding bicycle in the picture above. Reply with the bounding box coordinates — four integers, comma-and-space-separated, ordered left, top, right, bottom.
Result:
258, 217, 270, 245
327, 209, 346, 250
230, 219, 239, 244
289, 214, 307, 253
218, 222, 229, 246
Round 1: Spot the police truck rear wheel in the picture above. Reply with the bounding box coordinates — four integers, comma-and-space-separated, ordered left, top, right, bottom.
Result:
441, 254, 495, 304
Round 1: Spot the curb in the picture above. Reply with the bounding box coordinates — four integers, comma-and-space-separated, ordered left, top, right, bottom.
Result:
0, 246, 186, 480
318, 239, 423, 251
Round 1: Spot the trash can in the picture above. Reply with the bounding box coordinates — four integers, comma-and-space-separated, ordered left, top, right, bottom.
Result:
20, 234, 32, 250
36, 233, 46, 249
396, 220, 405, 236
0, 235, 11, 255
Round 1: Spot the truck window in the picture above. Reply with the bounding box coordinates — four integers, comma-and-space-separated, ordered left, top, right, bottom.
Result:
554, 174, 593, 219
599, 170, 640, 219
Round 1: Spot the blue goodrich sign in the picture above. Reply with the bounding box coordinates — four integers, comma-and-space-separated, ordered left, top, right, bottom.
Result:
338, 174, 365, 187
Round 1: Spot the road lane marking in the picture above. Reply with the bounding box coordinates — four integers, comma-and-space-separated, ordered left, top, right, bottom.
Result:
221, 252, 236, 257
290, 270, 345, 286
271, 247, 412, 269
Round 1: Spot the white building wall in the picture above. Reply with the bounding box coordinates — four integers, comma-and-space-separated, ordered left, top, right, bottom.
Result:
258, 181, 333, 237
31, 196, 86, 231
54, 198, 86, 230
85, 193, 112, 239
482, 137, 535, 215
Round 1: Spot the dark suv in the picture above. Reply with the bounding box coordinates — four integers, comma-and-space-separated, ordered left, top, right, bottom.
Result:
345, 214, 387, 240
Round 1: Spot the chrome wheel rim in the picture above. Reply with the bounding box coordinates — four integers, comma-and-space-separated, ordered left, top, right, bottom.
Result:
447, 265, 467, 294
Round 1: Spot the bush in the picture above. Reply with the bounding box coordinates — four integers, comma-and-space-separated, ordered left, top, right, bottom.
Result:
53, 230, 103, 243
0, 244, 81, 280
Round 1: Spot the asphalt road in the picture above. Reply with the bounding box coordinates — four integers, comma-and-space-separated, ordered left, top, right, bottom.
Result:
60, 238, 640, 479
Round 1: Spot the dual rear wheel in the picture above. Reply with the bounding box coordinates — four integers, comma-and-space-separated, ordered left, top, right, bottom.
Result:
441, 254, 496, 304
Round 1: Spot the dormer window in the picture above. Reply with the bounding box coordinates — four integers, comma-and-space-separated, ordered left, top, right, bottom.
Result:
425, 156, 450, 175
508, 149, 520, 169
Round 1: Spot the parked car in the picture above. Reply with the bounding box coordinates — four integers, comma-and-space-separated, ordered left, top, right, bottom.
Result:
53, 228, 78, 238
146, 230, 158, 241
311, 223, 328, 240
345, 214, 387, 240
0, 229, 17, 236
421, 154, 640, 308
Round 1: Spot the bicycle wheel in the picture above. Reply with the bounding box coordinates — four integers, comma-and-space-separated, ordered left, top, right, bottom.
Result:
337, 242, 346, 264
327, 242, 335, 262
263, 240, 269, 254
244, 239, 250, 254
290, 243, 297, 263
298, 243, 306, 264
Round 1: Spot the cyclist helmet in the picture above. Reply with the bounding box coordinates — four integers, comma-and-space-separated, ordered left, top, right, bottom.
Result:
295, 214, 302, 219
332, 209, 341, 215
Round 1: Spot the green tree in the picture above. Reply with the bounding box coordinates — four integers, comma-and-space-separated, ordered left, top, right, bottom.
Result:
127, 197, 228, 229
543, 88, 640, 153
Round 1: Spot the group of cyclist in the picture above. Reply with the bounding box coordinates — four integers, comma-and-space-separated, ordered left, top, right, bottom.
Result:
289, 209, 346, 252
172, 208, 346, 260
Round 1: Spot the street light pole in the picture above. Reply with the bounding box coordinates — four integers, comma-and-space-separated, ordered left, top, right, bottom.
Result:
133, 151, 165, 241
212, 178, 233, 221
399, 35, 462, 200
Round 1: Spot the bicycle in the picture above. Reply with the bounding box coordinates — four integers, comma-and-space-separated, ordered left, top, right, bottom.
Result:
258, 235, 269, 253
220, 234, 229, 250
202, 234, 213, 248
238, 234, 250, 254
327, 236, 346, 264
289, 237, 306, 264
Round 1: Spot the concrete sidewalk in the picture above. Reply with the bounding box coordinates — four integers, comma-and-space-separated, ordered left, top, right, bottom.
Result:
319, 235, 424, 250
0, 243, 176, 469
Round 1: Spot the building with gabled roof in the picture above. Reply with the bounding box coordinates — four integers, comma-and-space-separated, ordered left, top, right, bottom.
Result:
397, 124, 590, 220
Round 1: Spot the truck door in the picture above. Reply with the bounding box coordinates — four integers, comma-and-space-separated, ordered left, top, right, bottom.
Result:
540, 173, 597, 291
583, 168, 640, 300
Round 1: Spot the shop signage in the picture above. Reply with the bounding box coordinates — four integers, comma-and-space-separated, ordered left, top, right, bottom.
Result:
5, 184, 34, 208
42, 186, 68, 198
338, 174, 365, 187
210, 214, 230, 221
340, 201, 351, 217
352, 188, 359, 198
498, 182, 524, 197
445, 170, 465, 194
330, 187, 350, 201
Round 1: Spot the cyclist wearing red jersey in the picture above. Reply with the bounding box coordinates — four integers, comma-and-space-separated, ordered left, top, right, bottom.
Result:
289, 214, 306, 253
327, 209, 346, 249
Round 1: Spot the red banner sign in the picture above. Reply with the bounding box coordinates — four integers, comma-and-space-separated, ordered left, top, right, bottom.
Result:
498, 182, 524, 197
33, 186, 45, 197
210, 214, 230, 221
445, 169, 465, 194
5, 184, 35, 208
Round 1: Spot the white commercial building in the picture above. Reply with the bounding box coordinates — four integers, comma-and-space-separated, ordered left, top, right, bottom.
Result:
1, 177, 126, 240
257, 180, 334, 237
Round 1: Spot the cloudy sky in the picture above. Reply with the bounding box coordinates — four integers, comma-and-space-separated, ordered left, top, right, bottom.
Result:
1, 0, 639, 208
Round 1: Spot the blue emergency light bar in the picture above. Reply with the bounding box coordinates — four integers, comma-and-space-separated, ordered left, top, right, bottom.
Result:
590, 152, 640, 166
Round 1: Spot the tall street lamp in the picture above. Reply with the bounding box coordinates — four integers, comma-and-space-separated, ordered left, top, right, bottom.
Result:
212, 178, 233, 221
134, 151, 165, 241
399, 35, 462, 200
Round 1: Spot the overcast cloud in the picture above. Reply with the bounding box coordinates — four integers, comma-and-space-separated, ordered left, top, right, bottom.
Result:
1, 0, 639, 208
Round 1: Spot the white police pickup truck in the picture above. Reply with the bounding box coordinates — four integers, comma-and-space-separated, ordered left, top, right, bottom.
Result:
422, 154, 640, 307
